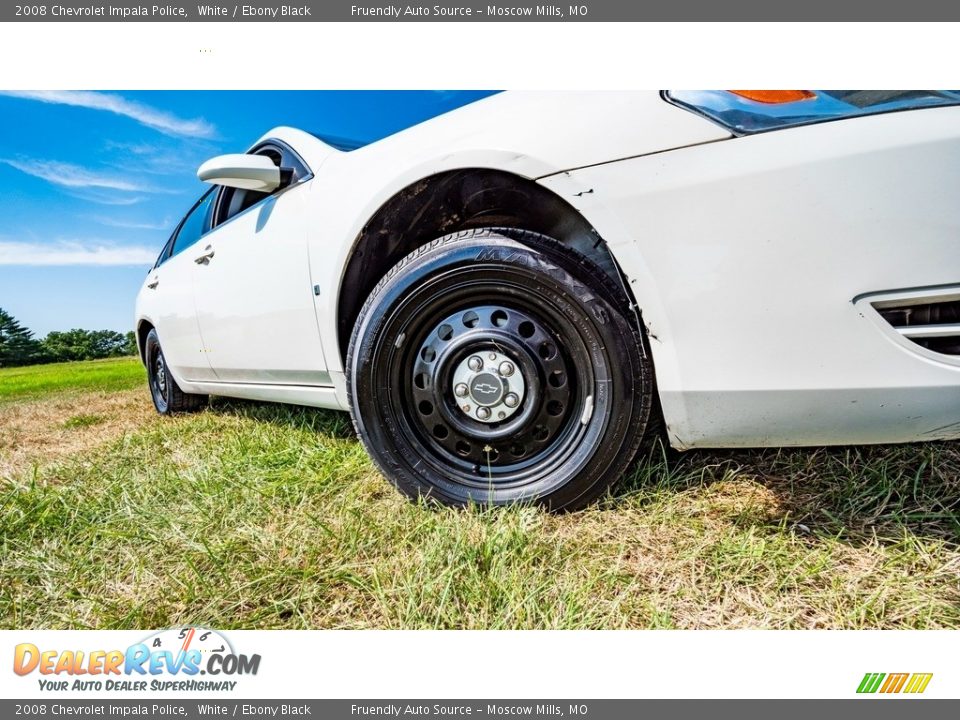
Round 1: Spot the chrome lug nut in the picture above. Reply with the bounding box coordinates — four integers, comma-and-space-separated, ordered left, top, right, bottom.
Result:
503, 393, 519, 408
498, 361, 515, 377
454, 383, 469, 397
467, 356, 483, 371
476, 407, 492, 420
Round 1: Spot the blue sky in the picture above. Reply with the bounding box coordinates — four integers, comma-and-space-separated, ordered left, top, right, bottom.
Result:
0, 90, 495, 337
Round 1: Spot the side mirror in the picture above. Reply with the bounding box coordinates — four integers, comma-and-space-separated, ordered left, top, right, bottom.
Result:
197, 154, 288, 192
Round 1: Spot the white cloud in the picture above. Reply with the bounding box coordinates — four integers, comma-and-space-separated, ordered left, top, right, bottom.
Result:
67, 192, 146, 206
104, 139, 210, 176
92, 215, 172, 231
1, 90, 216, 139
1, 158, 173, 193
0, 240, 157, 266
104, 140, 162, 156
0, 158, 179, 195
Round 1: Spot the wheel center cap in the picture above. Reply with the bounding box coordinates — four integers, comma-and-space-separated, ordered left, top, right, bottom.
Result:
469, 372, 504, 406
451, 349, 526, 424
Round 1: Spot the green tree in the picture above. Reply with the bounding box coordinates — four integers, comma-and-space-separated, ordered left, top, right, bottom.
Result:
124, 330, 138, 356
41, 329, 130, 362
0, 308, 45, 367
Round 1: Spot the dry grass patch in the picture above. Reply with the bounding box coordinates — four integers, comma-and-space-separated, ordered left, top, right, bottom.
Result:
0, 389, 154, 478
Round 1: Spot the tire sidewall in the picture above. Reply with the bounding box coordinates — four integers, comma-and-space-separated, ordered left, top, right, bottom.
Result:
145, 329, 170, 414
349, 231, 650, 510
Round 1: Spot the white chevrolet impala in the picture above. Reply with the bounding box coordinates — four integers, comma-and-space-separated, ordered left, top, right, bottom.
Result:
135, 90, 960, 510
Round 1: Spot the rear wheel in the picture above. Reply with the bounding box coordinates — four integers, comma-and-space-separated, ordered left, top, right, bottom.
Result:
145, 329, 208, 415
347, 228, 656, 511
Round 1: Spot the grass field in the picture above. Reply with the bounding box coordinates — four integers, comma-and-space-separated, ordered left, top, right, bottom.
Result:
0, 357, 146, 402
2, 357, 959, 629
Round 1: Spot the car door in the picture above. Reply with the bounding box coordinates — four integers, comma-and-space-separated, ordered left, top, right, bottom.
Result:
145, 189, 219, 382
191, 143, 330, 385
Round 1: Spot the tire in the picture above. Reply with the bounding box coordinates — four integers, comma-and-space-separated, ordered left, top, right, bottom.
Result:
145, 328, 208, 415
347, 228, 656, 511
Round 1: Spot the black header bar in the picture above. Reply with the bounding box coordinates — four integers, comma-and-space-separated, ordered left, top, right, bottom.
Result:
4, 0, 956, 21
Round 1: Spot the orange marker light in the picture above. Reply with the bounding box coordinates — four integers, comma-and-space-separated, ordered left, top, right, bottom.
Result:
729, 90, 816, 104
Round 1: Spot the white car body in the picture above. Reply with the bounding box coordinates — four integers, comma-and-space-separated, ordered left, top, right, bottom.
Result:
136, 91, 960, 450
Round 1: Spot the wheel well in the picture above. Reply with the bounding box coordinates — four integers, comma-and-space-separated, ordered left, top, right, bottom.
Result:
336, 168, 627, 362
136, 320, 154, 364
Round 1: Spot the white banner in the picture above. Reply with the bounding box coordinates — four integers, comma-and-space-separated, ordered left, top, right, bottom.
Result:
1, 629, 952, 699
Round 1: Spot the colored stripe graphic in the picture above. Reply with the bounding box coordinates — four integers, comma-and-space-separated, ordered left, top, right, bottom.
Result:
857, 673, 885, 693
857, 672, 932, 694
904, 674, 933, 694
880, 673, 909, 693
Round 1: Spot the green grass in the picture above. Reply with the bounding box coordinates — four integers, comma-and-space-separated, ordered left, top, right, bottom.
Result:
62, 413, 106, 429
2, 382, 959, 629
0, 357, 145, 402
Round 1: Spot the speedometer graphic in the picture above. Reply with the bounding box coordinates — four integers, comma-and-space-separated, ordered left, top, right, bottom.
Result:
140, 626, 235, 664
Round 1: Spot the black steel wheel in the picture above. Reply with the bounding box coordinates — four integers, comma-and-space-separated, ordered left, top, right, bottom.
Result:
347, 228, 656, 510
144, 329, 208, 415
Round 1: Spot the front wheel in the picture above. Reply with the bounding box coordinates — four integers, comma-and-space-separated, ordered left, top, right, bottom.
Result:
347, 228, 656, 511
145, 329, 208, 415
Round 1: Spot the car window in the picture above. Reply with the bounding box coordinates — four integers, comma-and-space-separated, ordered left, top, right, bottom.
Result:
170, 190, 216, 259
153, 235, 175, 269
213, 143, 308, 229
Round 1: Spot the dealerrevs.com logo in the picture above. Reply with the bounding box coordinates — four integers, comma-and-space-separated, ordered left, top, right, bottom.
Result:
13, 627, 260, 693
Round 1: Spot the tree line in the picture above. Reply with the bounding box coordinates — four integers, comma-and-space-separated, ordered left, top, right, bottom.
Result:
0, 308, 137, 368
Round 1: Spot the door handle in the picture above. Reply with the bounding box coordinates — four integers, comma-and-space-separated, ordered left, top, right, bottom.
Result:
194, 246, 215, 265
147, 278, 159, 289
